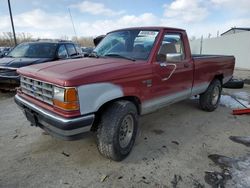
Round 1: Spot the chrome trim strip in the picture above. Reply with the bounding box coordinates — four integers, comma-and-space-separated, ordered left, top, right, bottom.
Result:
0, 75, 20, 78
15, 94, 95, 124
0, 66, 17, 70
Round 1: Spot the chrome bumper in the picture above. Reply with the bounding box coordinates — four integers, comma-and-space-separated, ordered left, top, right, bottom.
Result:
15, 94, 95, 140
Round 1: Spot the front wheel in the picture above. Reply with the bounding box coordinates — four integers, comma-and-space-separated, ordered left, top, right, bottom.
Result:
97, 101, 138, 161
199, 79, 222, 112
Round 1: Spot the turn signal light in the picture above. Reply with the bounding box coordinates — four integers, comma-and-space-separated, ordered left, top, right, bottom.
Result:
64, 88, 78, 102
53, 99, 79, 111
53, 87, 79, 111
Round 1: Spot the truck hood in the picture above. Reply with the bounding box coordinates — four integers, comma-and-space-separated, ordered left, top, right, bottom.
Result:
0, 57, 53, 69
18, 57, 144, 86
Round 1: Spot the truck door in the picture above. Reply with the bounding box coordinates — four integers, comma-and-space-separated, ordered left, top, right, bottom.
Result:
151, 31, 193, 108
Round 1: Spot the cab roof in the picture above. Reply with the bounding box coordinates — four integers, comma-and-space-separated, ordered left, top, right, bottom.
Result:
22, 39, 76, 44
109, 26, 185, 33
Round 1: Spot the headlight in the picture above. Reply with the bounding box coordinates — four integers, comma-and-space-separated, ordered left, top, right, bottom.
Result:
53, 86, 79, 111
53, 87, 65, 101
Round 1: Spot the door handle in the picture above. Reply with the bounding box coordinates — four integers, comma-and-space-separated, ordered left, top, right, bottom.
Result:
160, 62, 167, 67
160, 63, 177, 81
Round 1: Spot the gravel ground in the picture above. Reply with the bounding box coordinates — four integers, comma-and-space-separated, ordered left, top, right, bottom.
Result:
0, 85, 250, 188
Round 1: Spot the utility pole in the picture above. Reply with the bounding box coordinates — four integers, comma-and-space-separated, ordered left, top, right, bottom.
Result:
8, 0, 17, 46
200, 35, 203, 55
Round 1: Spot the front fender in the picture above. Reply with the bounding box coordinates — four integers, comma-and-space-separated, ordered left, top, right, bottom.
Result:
77, 83, 124, 115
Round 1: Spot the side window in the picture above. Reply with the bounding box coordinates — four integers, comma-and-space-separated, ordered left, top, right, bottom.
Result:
157, 33, 185, 62
66, 44, 77, 56
57, 45, 68, 59
75, 44, 82, 55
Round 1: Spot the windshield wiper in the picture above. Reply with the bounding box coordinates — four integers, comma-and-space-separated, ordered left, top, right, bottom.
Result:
104, 53, 135, 61
88, 51, 99, 58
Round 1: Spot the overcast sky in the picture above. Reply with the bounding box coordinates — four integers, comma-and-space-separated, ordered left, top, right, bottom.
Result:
1, 0, 250, 39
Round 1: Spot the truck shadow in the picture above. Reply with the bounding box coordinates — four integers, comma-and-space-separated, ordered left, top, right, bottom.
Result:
25, 98, 221, 167
0, 90, 16, 99
25, 99, 202, 166
128, 99, 202, 162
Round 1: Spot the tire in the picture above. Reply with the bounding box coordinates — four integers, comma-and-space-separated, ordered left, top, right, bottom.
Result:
97, 100, 138, 161
223, 78, 244, 89
199, 79, 222, 112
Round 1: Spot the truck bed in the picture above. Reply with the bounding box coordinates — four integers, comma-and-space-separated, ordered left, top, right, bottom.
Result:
191, 54, 235, 96
192, 54, 234, 59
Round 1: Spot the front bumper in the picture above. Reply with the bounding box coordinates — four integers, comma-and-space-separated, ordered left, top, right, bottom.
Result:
0, 69, 20, 81
0, 70, 20, 90
15, 94, 95, 140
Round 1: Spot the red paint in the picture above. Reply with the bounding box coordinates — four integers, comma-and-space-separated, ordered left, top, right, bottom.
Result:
233, 108, 250, 115
17, 27, 235, 117
18, 92, 80, 118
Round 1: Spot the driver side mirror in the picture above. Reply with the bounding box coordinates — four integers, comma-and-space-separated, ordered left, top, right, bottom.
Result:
166, 53, 183, 62
157, 53, 183, 62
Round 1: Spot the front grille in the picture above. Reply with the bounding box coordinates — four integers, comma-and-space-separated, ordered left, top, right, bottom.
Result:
20, 76, 53, 105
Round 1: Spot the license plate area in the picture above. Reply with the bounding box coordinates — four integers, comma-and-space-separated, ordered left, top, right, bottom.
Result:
25, 109, 38, 126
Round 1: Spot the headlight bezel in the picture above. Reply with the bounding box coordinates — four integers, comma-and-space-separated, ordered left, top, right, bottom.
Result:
52, 86, 79, 111
53, 86, 65, 102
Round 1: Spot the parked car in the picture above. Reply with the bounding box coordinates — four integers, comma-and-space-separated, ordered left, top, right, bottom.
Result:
0, 47, 12, 58
81, 47, 94, 57
15, 27, 235, 161
0, 40, 83, 90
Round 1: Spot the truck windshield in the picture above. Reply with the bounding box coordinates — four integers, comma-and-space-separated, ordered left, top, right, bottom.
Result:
7, 43, 57, 58
94, 29, 159, 60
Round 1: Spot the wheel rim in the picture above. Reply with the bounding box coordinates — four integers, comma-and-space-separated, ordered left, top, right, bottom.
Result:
212, 86, 220, 105
119, 114, 134, 148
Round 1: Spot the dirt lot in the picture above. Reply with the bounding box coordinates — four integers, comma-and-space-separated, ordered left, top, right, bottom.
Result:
0, 85, 250, 188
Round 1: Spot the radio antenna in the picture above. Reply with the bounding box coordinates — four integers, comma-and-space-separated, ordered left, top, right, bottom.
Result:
68, 8, 78, 43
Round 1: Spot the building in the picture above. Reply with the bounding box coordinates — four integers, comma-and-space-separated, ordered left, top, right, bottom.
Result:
221, 27, 250, 36
190, 29, 250, 70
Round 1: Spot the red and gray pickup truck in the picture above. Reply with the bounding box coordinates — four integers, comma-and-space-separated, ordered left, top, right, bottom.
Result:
15, 27, 235, 161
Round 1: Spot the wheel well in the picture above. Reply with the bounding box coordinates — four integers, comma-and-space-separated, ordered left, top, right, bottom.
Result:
90, 96, 141, 132
214, 74, 223, 84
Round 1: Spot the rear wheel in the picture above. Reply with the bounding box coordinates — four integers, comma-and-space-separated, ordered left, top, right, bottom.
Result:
199, 79, 222, 112
97, 100, 138, 161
